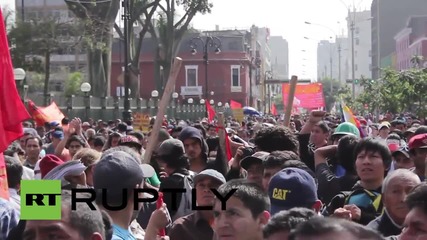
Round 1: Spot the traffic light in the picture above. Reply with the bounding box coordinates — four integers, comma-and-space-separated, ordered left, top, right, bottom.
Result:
354, 79, 359, 84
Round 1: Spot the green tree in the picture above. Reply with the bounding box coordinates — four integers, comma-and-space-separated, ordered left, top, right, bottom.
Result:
64, 72, 83, 97
65, 0, 121, 97
147, 0, 213, 93
8, 18, 81, 104
320, 78, 341, 111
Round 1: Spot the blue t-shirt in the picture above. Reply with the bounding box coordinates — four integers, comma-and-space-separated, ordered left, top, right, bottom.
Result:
112, 224, 136, 240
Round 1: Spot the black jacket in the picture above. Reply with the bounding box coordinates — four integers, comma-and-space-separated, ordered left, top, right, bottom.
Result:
367, 211, 402, 237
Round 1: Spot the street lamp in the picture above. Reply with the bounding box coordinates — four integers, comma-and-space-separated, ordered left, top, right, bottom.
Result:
151, 90, 159, 115
217, 102, 222, 107
172, 92, 179, 119
209, 99, 214, 105
14, 68, 26, 98
200, 99, 205, 104
80, 82, 91, 121
122, 0, 132, 122
224, 103, 230, 108
189, 36, 222, 111
188, 98, 194, 104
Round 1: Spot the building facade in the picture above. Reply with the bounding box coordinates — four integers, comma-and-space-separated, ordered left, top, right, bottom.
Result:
371, 0, 427, 79
395, 16, 427, 71
347, 10, 372, 81
317, 40, 339, 81
111, 29, 261, 107
14, 0, 86, 92
269, 36, 289, 80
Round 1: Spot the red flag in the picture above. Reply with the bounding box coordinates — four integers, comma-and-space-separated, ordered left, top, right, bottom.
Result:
27, 100, 65, 127
0, 9, 31, 199
230, 100, 242, 109
271, 103, 278, 115
206, 101, 216, 122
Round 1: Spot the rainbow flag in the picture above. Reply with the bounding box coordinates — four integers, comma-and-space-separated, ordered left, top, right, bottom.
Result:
340, 101, 365, 138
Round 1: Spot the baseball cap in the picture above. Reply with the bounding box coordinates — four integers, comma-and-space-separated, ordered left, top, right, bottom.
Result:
43, 160, 87, 181
51, 130, 64, 140
240, 151, 270, 170
157, 139, 185, 157
194, 169, 226, 185
408, 133, 427, 150
39, 154, 65, 178
50, 121, 60, 127
379, 123, 390, 130
268, 167, 318, 215
119, 135, 142, 149
392, 146, 410, 159
405, 127, 418, 135
93, 151, 146, 192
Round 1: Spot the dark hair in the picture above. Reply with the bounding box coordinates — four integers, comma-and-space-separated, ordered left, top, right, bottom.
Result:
61, 190, 105, 239
216, 179, 270, 218
314, 121, 330, 133
405, 182, 427, 215
66, 135, 86, 149
254, 126, 299, 154
93, 136, 106, 148
414, 126, 427, 135
25, 136, 43, 147
61, 117, 69, 125
158, 154, 189, 170
117, 123, 128, 132
288, 217, 383, 240
5, 155, 23, 188
172, 126, 183, 134
282, 160, 316, 180
263, 151, 300, 169
192, 123, 207, 139
128, 131, 144, 142
101, 146, 141, 164
263, 208, 317, 238
354, 138, 392, 170
337, 135, 359, 173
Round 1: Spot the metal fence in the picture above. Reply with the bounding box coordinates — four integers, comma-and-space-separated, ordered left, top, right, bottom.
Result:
26, 94, 219, 121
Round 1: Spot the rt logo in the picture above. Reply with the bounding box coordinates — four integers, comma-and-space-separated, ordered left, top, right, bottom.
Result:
20, 180, 62, 220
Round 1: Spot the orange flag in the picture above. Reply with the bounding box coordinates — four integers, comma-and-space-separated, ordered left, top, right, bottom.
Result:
27, 100, 65, 127
0, 8, 31, 199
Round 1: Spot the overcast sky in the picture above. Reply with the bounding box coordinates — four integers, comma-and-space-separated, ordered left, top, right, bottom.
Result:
1, 0, 372, 80
191, 0, 372, 80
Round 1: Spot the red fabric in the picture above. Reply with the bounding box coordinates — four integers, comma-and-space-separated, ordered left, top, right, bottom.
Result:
27, 100, 65, 127
0, 153, 9, 199
230, 100, 242, 109
39, 154, 65, 178
215, 126, 233, 161
206, 101, 216, 123
271, 103, 278, 115
0, 9, 31, 153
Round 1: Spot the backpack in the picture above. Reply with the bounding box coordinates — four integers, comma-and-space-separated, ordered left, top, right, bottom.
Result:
323, 189, 383, 217
171, 171, 195, 221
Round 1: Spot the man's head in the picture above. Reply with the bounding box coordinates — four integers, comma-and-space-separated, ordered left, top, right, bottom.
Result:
268, 168, 321, 215
263, 208, 317, 240
378, 123, 390, 139
5, 155, 23, 189
400, 183, 427, 240
262, 151, 300, 191
24, 190, 108, 240
25, 136, 43, 160
354, 138, 392, 185
73, 148, 102, 187
213, 179, 270, 240
253, 126, 299, 154
51, 130, 64, 144
240, 151, 270, 187
288, 217, 384, 240
156, 139, 188, 175
309, 121, 329, 147
392, 146, 413, 170
93, 150, 150, 215
66, 135, 86, 157
382, 169, 420, 226
179, 126, 206, 161
194, 169, 226, 207
408, 133, 427, 175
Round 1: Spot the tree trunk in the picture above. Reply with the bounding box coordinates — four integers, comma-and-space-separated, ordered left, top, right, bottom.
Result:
43, 51, 50, 106
87, 31, 112, 97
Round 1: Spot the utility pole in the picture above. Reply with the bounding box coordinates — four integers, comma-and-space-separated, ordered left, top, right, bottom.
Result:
21, 0, 25, 22
330, 56, 333, 94
338, 44, 342, 84
122, 0, 132, 122
351, 20, 356, 100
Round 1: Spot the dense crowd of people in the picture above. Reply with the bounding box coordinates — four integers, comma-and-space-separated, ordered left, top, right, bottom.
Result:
1, 111, 427, 240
